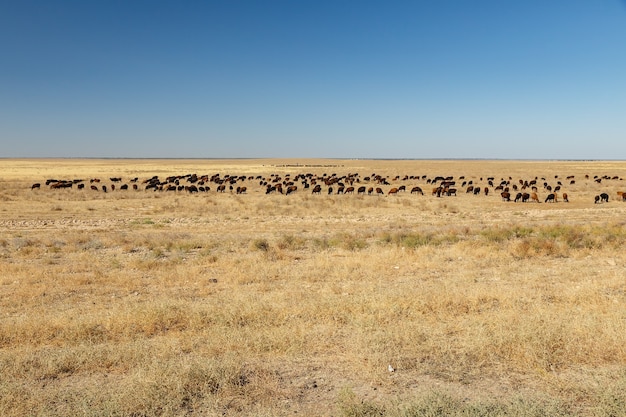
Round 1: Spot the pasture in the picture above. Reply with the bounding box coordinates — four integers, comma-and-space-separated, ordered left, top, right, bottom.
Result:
1, 158, 625, 416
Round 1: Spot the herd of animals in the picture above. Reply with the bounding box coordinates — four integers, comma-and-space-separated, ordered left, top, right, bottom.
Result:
30, 171, 626, 204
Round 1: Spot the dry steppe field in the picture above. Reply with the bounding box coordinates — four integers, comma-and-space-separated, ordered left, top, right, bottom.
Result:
1, 158, 625, 417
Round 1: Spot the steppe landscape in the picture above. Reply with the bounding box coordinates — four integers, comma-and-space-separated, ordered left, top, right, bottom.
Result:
1, 158, 625, 416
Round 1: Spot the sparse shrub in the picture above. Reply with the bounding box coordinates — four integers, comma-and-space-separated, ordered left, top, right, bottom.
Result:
151, 247, 165, 258
12, 237, 36, 249
202, 253, 218, 263
330, 233, 368, 251
480, 225, 533, 243
480, 227, 512, 243
312, 236, 331, 250
337, 388, 386, 417
378, 232, 393, 244
378, 231, 459, 248
251, 238, 270, 252
602, 224, 626, 248
392, 232, 434, 248
276, 234, 306, 250
130, 218, 155, 225
397, 392, 464, 416
534, 236, 565, 257
561, 228, 596, 249
399, 232, 435, 248
512, 238, 534, 258
174, 240, 203, 253
45, 240, 65, 253
78, 238, 105, 251
510, 225, 611, 257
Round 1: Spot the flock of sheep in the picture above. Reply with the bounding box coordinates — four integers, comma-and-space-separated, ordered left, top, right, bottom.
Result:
31, 171, 625, 204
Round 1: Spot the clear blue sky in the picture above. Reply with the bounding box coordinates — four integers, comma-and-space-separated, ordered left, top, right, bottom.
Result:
2, 1, 625, 159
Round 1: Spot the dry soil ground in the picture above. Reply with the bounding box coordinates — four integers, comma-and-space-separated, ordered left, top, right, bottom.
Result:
1, 159, 625, 416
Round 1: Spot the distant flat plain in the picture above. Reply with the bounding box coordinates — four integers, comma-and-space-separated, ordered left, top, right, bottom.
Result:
1, 159, 625, 416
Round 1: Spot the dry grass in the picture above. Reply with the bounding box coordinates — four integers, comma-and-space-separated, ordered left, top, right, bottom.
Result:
1, 158, 626, 416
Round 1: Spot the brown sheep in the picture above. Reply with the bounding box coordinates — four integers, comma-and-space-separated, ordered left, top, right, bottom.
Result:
530, 192, 539, 203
